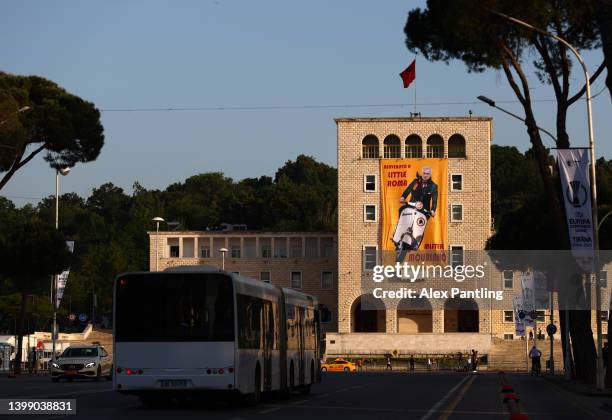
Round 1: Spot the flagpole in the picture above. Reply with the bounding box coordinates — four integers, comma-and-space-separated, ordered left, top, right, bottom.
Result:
413, 57, 417, 115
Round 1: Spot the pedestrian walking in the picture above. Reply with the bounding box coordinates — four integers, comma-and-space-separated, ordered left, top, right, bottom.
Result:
386, 356, 392, 371
466, 356, 471, 372
356, 358, 362, 372
471, 349, 478, 372
427, 358, 432, 371
409, 355, 415, 371
529, 345, 542, 376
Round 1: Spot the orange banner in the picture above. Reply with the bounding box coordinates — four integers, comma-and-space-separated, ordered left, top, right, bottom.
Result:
380, 158, 448, 255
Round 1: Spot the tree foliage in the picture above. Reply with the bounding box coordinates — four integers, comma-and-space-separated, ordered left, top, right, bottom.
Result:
0, 72, 104, 191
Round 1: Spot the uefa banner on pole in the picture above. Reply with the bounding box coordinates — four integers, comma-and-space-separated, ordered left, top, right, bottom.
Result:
380, 158, 448, 263
56, 240, 74, 308
557, 149, 594, 268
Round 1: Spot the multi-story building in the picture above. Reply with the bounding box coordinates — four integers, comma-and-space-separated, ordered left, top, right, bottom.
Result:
329, 116, 607, 362
147, 230, 338, 333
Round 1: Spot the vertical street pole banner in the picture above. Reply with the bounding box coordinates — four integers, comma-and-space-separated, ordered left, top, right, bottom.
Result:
521, 272, 536, 328
513, 295, 525, 337
557, 149, 594, 268
533, 271, 550, 310
56, 240, 74, 308
380, 158, 448, 264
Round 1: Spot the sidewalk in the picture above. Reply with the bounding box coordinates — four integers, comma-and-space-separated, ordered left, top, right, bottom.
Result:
543, 374, 612, 417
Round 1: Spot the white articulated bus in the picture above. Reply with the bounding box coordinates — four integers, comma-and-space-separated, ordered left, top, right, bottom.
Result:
113, 266, 321, 405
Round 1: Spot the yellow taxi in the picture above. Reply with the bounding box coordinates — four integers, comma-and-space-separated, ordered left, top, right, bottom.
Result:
320, 358, 357, 373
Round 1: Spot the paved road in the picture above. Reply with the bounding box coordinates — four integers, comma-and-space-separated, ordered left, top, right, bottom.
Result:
0, 372, 608, 419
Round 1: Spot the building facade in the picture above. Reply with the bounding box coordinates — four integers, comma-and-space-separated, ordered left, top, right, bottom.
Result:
330, 116, 608, 359
148, 231, 338, 333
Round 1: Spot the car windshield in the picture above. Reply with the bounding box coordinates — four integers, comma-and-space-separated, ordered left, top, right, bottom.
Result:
61, 348, 98, 358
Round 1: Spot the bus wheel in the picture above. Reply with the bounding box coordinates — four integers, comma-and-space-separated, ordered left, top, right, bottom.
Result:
300, 363, 314, 395
245, 365, 261, 406
253, 366, 261, 404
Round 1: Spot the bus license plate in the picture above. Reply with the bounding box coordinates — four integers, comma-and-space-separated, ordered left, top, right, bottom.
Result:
160, 380, 188, 388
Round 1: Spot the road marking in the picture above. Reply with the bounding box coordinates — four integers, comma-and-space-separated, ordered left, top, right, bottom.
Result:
437, 375, 476, 420
258, 406, 282, 414
419, 375, 471, 420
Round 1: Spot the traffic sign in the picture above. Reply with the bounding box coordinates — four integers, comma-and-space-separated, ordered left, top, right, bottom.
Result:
78, 313, 88, 322
68, 313, 76, 321
546, 323, 557, 336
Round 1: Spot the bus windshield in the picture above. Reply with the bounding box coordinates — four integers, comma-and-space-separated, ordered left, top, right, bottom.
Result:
115, 273, 234, 342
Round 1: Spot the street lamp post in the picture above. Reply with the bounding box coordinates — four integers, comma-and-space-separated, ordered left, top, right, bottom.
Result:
476, 96, 558, 143
52, 166, 70, 368
152, 217, 165, 271
493, 11, 603, 389
219, 248, 228, 270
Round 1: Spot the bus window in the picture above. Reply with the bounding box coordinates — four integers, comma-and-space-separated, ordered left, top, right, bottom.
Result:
115, 273, 234, 342
237, 294, 262, 349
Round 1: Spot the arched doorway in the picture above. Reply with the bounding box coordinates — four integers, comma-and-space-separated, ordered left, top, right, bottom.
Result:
444, 298, 479, 332
397, 297, 432, 333
351, 294, 386, 332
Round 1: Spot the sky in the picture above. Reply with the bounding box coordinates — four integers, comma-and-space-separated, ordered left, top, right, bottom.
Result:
1, 0, 610, 205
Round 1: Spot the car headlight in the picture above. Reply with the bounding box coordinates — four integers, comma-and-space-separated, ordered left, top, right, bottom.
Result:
52, 363, 60, 369
84, 362, 95, 368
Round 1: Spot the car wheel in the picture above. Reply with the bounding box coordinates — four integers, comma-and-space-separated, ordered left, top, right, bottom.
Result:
95, 366, 101, 381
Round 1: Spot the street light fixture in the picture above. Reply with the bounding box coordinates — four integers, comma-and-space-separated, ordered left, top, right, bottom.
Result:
476, 95, 558, 143
492, 10, 603, 389
152, 217, 165, 272
52, 166, 70, 369
219, 248, 228, 271
0, 106, 30, 126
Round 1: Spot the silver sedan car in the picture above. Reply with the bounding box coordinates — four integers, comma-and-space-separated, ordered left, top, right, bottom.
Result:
51, 345, 112, 382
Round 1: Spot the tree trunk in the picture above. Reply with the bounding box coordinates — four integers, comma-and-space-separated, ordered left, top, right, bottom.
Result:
13, 292, 28, 375
569, 310, 597, 383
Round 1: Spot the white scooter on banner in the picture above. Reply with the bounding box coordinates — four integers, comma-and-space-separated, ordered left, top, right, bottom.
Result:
392, 200, 431, 263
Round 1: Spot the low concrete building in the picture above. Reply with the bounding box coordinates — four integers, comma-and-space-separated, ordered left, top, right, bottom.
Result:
148, 231, 338, 333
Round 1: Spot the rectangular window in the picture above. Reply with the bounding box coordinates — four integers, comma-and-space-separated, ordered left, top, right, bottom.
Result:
290, 271, 302, 289
363, 246, 378, 271
451, 204, 463, 222
230, 245, 241, 258
321, 272, 333, 289
600, 310, 609, 321
260, 271, 271, 283
504, 310, 514, 322
170, 245, 180, 258
261, 245, 272, 258
600, 271, 608, 289
364, 175, 377, 192
536, 310, 546, 322
451, 174, 463, 191
503, 334, 514, 340
450, 246, 464, 268
200, 246, 210, 258
503, 271, 514, 289
364, 205, 377, 222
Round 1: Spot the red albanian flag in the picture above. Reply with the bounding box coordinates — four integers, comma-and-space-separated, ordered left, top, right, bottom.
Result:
400, 60, 416, 88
